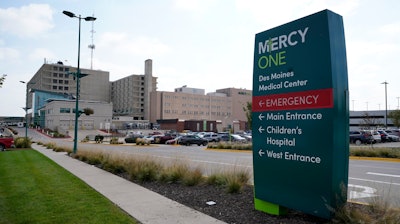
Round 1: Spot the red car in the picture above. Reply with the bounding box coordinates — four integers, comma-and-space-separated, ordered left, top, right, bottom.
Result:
0, 136, 14, 151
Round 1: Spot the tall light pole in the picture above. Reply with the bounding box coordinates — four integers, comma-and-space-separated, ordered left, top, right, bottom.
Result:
63, 10, 96, 154
382, 81, 388, 128
20, 81, 35, 139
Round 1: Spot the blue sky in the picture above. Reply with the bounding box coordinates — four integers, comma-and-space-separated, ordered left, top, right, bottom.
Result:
1, 0, 399, 116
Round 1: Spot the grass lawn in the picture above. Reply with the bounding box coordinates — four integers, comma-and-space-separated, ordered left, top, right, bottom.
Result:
0, 149, 137, 224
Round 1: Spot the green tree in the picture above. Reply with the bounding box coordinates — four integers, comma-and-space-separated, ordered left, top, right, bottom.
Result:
0, 74, 6, 88
242, 101, 252, 130
83, 108, 94, 116
388, 110, 400, 128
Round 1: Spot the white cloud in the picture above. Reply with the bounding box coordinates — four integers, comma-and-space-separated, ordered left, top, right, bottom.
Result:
173, 0, 217, 12
380, 22, 400, 36
0, 4, 54, 38
28, 48, 56, 62
97, 32, 170, 57
235, 0, 359, 27
0, 47, 19, 60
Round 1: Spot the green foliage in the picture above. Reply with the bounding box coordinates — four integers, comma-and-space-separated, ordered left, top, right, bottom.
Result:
0, 74, 6, 88
207, 142, 252, 150
332, 200, 400, 224
110, 137, 121, 144
182, 168, 204, 186
350, 147, 400, 159
388, 109, 400, 128
159, 163, 188, 183
83, 108, 94, 115
44, 142, 57, 149
14, 137, 31, 148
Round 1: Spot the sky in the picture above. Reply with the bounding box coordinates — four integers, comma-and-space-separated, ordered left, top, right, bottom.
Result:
1, 0, 399, 117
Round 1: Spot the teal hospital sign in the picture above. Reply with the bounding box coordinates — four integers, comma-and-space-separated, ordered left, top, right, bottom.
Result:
252, 10, 349, 219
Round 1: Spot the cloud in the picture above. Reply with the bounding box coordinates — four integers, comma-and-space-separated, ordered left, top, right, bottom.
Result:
97, 32, 170, 57
173, 0, 217, 12
0, 47, 19, 60
28, 48, 56, 62
0, 4, 54, 38
235, 0, 359, 27
380, 22, 400, 36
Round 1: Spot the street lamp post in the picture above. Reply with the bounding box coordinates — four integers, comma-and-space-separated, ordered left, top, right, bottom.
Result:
63, 10, 96, 154
382, 81, 389, 128
20, 81, 35, 139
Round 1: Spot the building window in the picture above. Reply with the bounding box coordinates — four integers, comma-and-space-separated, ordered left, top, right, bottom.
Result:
60, 108, 71, 113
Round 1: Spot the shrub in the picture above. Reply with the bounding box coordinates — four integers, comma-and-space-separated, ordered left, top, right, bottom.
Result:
53, 146, 71, 153
206, 173, 227, 186
110, 137, 121, 144
350, 147, 400, 159
135, 138, 150, 145
44, 142, 57, 149
100, 153, 127, 174
125, 157, 161, 182
159, 163, 189, 183
182, 168, 204, 186
14, 137, 31, 148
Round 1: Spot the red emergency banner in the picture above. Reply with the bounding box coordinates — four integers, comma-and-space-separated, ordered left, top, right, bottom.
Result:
252, 88, 333, 111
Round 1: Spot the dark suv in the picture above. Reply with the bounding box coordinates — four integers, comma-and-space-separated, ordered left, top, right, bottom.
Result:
349, 131, 373, 145
179, 135, 208, 146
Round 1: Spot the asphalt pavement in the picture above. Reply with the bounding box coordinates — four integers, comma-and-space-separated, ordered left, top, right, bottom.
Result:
32, 143, 226, 224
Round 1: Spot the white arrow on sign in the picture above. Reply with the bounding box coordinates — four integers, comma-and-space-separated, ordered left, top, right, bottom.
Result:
348, 184, 377, 200
258, 113, 265, 121
258, 126, 265, 133
258, 149, 265, 157
258, 100, 265, 108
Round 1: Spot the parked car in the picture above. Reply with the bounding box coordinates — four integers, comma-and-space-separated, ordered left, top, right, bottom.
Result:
202, 133, 220, 142
179, 135, 208, 146
124, 133, 144, 143
166, 136, 182, 145
387, 129, 400, 137
230, 134, 247, 143
159, 134, 177, 144
377, 130, 390, 142
349, 131, 373, 145
0, 136, 14, 151
380, 130, 400, 142
365, 130, 381, 143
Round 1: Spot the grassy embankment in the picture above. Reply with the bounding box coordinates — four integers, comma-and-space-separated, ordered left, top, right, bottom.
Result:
0, 149, 138, 224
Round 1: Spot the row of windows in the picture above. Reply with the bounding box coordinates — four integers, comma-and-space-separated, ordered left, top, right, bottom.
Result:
164, 110, 229, 116
52, 86, 69, 91
53, 73, 70, 78
53, 79, 69, 84
52, 66, 70, 72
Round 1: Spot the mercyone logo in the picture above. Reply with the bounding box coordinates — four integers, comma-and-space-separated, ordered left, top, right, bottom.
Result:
257, 27, 309, 70
258, 27, 309, 54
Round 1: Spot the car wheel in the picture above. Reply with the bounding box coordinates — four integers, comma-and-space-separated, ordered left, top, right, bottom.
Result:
202, 142, 207, 146
186, 142, 191, 146
0, 144, 5, 151
355, 139, 362, 145
197, 143, 201, 146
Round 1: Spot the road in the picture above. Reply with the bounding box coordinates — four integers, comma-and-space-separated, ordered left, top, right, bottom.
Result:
18, 128, 400, 207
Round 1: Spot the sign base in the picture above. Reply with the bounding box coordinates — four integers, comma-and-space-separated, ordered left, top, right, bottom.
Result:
254, 197, 288, 215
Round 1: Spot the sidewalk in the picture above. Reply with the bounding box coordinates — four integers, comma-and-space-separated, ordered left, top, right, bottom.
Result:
32, 144, 226, 224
